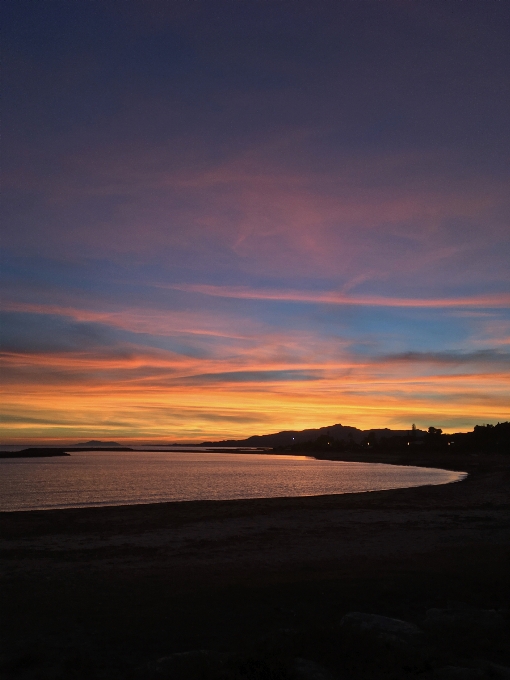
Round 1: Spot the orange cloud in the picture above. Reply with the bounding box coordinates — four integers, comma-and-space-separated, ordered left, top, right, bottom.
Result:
2, 294, 509, 443
2, 337, 508, 443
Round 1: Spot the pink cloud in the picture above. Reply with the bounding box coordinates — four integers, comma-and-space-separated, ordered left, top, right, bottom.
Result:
0, 300, 264, 340
169, 284, 510, 309
5, 135, 509, 288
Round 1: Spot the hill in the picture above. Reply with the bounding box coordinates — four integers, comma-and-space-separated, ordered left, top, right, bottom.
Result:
200, 423, 422, 448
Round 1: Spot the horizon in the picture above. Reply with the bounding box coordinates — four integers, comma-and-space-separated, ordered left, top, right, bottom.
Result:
2, 0, 509, 441
1, 419, 504, 448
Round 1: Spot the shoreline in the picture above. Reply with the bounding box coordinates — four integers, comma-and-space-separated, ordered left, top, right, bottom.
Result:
1, 452, 506, 575
1, 452, 509, 679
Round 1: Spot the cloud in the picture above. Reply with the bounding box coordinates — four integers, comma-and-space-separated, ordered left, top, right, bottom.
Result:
169, 284, 510, 309
0, 300, 264, 340
181, 369, 322, 384
0, 414, 57, 425
0, 311, 120, 355
4, 129, 509, 288
2, 0, 509, 442
378, 350, 510, 367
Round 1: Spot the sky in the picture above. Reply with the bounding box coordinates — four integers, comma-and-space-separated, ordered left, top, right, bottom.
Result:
1, 0, 509, 443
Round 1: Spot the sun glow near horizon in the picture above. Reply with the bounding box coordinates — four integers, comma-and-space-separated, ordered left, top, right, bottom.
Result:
2, 324, 508, 443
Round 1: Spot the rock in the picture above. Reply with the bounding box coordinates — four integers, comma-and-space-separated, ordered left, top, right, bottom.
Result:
433, 667, 483, 679
486, 664, 510, 679
424, 607, 506, 633
340, 612, 421, 639
147, 649, 222, 675
294, 657, 337, 680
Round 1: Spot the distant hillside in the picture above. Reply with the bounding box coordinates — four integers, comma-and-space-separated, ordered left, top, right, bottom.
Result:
200, 422, 509, 457
273, 422, 510, 457
200, 424, 422, 448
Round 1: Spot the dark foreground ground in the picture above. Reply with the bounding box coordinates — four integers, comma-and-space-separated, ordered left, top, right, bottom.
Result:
1, 453, 509, 680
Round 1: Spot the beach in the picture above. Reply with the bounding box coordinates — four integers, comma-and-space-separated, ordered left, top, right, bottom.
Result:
1, 452, 509, 679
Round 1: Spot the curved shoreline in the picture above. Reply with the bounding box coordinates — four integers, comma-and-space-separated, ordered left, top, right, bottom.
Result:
0, 453, 504, 540
0, 452, 466, 514
1, 453, 508, 679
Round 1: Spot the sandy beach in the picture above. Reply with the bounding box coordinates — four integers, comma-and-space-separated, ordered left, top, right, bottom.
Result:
1, 452, 509, 679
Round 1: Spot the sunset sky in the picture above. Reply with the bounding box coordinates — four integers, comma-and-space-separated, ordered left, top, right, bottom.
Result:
2, 0, 509, 443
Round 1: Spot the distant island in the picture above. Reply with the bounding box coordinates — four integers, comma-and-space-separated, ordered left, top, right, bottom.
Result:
0, 444, 134, 458
75, 440, 123, 447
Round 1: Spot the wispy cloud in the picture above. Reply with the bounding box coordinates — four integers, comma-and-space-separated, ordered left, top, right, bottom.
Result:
378, 350, 510, 367
169, 284, 510, 309
0, 301, 263, 340
2, 0, 510, 443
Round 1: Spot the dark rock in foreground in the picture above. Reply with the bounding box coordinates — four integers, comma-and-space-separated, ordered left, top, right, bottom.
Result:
340, 611, 422, 639
424, 605, 506, 635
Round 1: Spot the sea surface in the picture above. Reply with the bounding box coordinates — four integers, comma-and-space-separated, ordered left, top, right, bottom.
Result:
0, 451, 466, 512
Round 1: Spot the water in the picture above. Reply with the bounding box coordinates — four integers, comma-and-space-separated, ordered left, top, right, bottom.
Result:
0, 451, 466, 512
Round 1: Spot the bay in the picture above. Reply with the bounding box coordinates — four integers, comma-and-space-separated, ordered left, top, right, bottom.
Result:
0, 450, 466, 512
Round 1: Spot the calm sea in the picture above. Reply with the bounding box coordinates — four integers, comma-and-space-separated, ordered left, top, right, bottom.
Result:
0, 451, 466, 512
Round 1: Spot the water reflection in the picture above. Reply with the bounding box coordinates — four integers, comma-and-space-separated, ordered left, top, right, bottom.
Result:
0, 451, 466, 512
